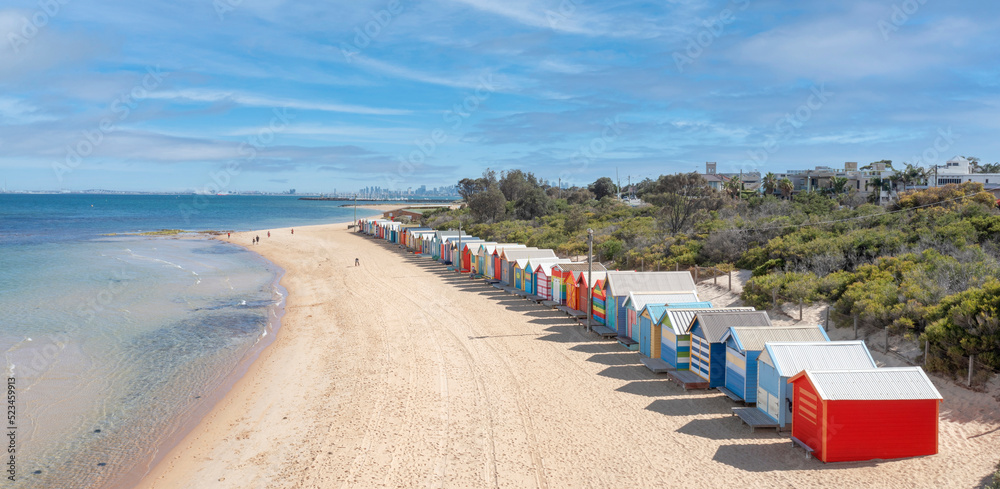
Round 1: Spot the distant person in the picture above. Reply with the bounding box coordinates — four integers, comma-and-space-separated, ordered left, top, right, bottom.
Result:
355, 258, 360, 266
227, 232, 230, 239
291, 228, 294, 235
255, 235, 259, 244
267, 231, 270, 238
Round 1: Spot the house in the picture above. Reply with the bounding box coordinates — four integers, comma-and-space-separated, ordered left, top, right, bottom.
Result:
755, 341, 876, 429
660, 308, 754, 370
686, 311, 772, 388
604, 272, 698, 335
382, 208, 424, 221
718, 325, 830, 403
789, 367, 942, 462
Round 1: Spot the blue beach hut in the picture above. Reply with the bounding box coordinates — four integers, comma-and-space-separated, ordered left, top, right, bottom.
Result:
686, 311, 772, 388
718, 325, 830, 403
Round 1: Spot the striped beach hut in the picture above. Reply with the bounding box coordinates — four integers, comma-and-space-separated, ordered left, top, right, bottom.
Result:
718, 325, 830, 403
431, 231, 466, 261
660, 307, 754, 370
687, 311, 772, 388
604, 272, 699, 335
532, 260, 571, 301
521, 257, 565, 296
623, 292, 704, 343
591, 276, 607, 324
501, 249, 553, 287
755, 341, 875, 429
414, 231, 435, 254
788, 367, 942, 462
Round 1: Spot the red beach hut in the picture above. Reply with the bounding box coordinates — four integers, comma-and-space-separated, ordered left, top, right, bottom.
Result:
787, 367, 942, 462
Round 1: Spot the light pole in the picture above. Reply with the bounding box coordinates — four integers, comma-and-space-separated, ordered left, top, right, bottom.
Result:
457, 221, 462, 272
587, 228, 593, 333
353, 193, 357, 229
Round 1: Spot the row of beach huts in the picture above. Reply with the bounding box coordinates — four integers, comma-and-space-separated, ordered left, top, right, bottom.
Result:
357, 218, 944, 463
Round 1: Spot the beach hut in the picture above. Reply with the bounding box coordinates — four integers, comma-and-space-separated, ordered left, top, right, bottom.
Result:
459, 240, 485, 273
474, 243, 499, 277
755, 341, 876, 429
525, 257, 570, 296
551, 263, 606, 307
718, 325, 830, 403
788, 367, 942, 462
402, 227, 431, 249
532, 260, 570, 301
623, 292, 705, 343
604, 272, 699, 335
431, 231, 466, 261
635, 302, 714, 358
687, 311, 772, 388
660, 307, 754, 370
484, 244, 524, 281
562, 268, 606, 314
501, 249, 553, 287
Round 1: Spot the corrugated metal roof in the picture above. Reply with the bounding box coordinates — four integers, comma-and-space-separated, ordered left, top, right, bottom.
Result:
761, 341, 876, 377
502, 249, 556, 261
434, 231, 467, 240
553, 262, 607, 273
624, 292, 702, 310
725, 326, 828, 352
689, 311, 772, 342
798, 368, 943, 401
498, 246, 538, 258
606, 271, 698, 297
533, 260, 574, 276
662, 307, 753, 334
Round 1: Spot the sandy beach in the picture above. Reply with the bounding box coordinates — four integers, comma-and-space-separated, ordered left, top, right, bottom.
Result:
137, 222, 1000, 489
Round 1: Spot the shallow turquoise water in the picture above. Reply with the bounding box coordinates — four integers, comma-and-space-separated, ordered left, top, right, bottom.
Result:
0, 194, 380, 488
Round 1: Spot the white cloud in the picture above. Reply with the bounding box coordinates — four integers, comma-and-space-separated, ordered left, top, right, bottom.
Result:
147, 89, 411, 116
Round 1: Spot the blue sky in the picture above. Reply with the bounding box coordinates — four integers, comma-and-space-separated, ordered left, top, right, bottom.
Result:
0, 0, 997, 193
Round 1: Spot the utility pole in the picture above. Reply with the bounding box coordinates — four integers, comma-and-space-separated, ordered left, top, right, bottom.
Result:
587, 229, 594, 333
457, 221, 462, 272
353, 193, 357, 228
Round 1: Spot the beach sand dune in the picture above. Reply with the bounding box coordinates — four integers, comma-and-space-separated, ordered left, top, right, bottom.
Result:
138, 223, 1000, 489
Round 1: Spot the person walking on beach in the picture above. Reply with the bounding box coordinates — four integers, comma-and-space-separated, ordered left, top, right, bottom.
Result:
255, 235, 259, 245
227, 232, 230, 239
267, 231, 270, 238
291, 228, 294, 235
355, 258, 360, 266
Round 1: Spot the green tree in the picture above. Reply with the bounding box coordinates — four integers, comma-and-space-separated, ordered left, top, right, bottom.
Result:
589, 177, 618, 200
467, 187, 507, 223
639, 173, 722, 234
723, 176, 742, 199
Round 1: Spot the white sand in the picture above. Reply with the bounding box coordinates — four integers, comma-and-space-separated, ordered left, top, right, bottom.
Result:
137, 225, 1000, 488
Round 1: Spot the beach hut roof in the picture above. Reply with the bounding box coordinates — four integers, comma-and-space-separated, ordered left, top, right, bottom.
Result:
497, 246, 536, 258
623, 292, 702, 310
534, 259, 574, 276
434, 230, 467, 240
554, 262, 607, 273
789, 367, 942, 401
661, 307, 754, 335
722, 325, 829, 353
606, 271, 697, 297
687, 311, 772, 342
572, 270, 607, 286
760, 341, 876, 377
524, 257, 569, 269
502, 249, 556, 261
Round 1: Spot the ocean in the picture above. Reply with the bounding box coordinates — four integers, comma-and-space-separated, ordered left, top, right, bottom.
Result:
0, 194, 378, 488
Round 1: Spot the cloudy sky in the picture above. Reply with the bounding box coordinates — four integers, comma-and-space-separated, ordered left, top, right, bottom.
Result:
0, 0, 996, 192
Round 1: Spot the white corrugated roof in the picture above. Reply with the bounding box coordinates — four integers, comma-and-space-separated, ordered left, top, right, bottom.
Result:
761, 341, 876, 377
797, 367, 943, 401
606, 271, 698, 297
502, 249, 555, 261
624, 292, 701, 311
663, 307, 754, 334
725, 326, 828, 352
533, 259, 574, 276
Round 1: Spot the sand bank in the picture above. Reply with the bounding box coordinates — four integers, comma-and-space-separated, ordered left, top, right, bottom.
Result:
137, 223, 1000, 488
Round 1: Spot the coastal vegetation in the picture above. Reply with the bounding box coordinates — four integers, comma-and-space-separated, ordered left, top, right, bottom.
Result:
423, 169, 1000, 383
